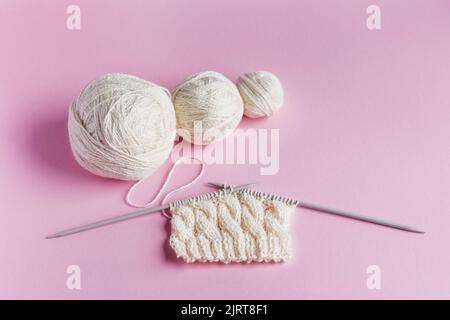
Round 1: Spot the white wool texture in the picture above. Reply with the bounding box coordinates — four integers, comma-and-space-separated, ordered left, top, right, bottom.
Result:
169, 189, 298, 263
68, 73, 176, 181
237, 71, 284, 118
172, 71, 244, 145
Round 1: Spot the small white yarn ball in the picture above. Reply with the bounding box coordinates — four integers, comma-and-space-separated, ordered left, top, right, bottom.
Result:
172, 71, 244, 145
237, 71, 284, 118
68, 73, 176, 181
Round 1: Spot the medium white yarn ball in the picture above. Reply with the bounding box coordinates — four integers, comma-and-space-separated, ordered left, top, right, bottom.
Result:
68, 73, 176, 181
172, 71, 244, 145
237, 71, 284, 118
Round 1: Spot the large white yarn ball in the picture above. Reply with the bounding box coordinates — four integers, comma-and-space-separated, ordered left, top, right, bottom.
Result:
172, 71, 244, 145
68, 73, 176, 181
237, 71, 284, 118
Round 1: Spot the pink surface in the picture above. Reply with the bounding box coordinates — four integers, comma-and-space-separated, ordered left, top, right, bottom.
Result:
1, 0, 450, 299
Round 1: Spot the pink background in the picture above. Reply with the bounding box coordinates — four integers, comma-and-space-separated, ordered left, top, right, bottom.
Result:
1, 0, 449, 299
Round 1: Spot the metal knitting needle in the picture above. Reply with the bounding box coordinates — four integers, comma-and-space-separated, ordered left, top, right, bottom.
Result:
47, 182, 424, 239
45, 183, 256, 239
298, 201, 425, 234
207, 183, 425, 234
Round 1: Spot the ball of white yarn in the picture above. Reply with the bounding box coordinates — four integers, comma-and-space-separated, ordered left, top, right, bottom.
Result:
68, 73, 176, 181
172, 71, 244, 145
237, 71, 284, 118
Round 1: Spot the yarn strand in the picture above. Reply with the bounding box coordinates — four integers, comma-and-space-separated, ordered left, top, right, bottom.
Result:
126, 156, 205, 218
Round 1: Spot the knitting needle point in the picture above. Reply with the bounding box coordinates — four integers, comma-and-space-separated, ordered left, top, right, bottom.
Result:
45, 234, 60, 239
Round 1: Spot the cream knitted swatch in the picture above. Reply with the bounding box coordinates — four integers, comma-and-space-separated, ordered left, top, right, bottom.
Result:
169, 188, 298, 263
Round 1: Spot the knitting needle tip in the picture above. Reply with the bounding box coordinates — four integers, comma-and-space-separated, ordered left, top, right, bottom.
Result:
407, 228, 426, 234
46, 233, 61, 239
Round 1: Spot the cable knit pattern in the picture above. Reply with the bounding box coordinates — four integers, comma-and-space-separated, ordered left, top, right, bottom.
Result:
169, 189, 298, 263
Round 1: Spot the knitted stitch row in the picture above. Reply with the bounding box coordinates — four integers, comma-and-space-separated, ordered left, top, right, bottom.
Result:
169, 188, 298, 263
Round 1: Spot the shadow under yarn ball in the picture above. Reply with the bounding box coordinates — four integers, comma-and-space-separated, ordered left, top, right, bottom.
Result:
68, 73, 176, 181
172, 71, 244, 145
